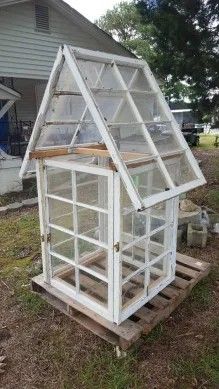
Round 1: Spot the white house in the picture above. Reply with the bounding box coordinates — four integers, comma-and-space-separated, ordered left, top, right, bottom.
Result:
0, 0, 134, 155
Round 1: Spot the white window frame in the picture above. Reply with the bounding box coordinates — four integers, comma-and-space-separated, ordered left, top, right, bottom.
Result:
40, 158, 114, 322
21, 45, 206, 212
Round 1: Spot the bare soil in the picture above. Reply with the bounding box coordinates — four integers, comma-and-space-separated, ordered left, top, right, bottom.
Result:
0, 147, 218, 389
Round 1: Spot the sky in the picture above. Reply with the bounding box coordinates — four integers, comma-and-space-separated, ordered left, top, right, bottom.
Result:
64, 0, 121, 22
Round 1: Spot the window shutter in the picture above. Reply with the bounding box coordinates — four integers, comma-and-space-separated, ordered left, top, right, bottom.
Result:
35, 4, 50, 31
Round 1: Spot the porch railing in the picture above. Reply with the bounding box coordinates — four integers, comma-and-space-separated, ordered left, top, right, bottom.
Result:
0, 120, 33, 157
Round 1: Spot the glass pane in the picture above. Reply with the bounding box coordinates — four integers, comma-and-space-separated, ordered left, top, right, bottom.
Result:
75, 121, 102, 144
149, 230, 165, 261
131, 92, 166, 122
80, 248, 108, 278
51, 255, 76, 288
107, 97, 136, 124
130, 161, 169, 198
117, 65, 136, 87
146, 122, 182, 154
47, 167, 72, 200
37, 124, 77, 148
122, 271, 145, 308
76, 172, 108, 209
77, 206, 108, 244
150, 216, 165, 232
150, 201, 166, 231
122, 243, 145, 266
78, 60, 122, 90
48, 198, 73, 231
122, 212, 147, 246
50, 228, 75, 261
122, 259, 139, 279
94, 95, 122, 122
78, 238, 104, 261
130, 68, 152, 91
79, 269, 108, 307
149, 256, 167, 290
164, 153, 198, 186
108, 123, 151, 155
45, 95, 86, 122
56, 61, 80, 92
150, 201, 166, 220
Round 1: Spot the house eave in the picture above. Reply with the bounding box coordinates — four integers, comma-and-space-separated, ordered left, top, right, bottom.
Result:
0, 0, 135, 59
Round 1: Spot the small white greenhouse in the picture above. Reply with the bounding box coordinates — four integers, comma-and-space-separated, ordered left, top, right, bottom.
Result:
20, 45, 205, 324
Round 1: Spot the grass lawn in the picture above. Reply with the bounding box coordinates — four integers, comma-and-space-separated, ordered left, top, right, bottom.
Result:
0, 147, 218, 389
198, 134, 219, 149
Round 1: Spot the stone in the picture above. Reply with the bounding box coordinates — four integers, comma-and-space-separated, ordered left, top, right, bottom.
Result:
0, 206, 9, 215
22, 197, 38, 208
187, 223, 208, 248
212, 223, 219, 234
7, 202, 23, 211
178, 207, 202, 227
180, 199, 199, 212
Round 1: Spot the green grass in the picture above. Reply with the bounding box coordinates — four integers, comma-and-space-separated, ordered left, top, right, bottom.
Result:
172, 348, 219, 386
143, 323, 165, 342
206, 189, 219, 211
198, 134, 218, 149
0, 210, 40, 272
188, 278, 214, 309
79, 349, 140, 389
0, 209, 46, 315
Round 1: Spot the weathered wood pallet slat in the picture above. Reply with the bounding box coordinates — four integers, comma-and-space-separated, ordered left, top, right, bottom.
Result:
31, 253, 211, 350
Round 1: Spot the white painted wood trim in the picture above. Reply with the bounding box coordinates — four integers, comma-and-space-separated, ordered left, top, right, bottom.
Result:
63, 44, 143, 210
20, 46, 64, 178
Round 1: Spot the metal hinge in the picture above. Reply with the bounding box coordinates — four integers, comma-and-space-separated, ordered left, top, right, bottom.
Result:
41, 233, 51, 243
114, 242, 120, 252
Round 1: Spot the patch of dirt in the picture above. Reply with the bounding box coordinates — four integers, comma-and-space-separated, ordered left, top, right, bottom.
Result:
0, 148, 219, 389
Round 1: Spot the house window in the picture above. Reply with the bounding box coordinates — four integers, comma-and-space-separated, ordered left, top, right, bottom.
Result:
35, 4, 50, 32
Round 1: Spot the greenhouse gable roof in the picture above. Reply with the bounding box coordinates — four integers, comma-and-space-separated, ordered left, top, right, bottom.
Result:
20, 45, 206, 210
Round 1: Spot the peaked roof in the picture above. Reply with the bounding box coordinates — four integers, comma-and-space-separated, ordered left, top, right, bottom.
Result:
20, 45, 205, 210
0, 0, 135, 59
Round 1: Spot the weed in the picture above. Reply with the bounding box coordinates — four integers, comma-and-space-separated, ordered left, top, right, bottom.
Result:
17, 288, 47, 315
206, 189, 219, 212
189, 278, 214, 309
172, 347, 219, 385
79, 349, 140, 389
143, 323, 164, 342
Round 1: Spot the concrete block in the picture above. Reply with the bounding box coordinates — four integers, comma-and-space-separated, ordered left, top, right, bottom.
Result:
7, 202, 23, 211
22, 197, 38, 208
0, 150, 23, 195
178, 208, 202, 227
187, 223, 208, 248
177, 228, 183, 249
0, 205, 9, 215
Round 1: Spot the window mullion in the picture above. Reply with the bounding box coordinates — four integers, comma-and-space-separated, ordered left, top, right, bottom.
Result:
72, 170, 79, 294
113, 62, 175, 190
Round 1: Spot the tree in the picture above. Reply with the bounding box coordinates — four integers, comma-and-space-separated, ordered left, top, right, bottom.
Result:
96, 1, 219, 122
136, 0, 219, 121
96, 2, 155, 64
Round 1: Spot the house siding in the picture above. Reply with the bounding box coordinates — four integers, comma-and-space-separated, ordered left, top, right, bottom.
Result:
0, 1, 131, 80
13, 78, 37, 121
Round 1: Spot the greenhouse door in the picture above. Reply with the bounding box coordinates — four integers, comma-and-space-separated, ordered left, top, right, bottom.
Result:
38, 160, 115, 322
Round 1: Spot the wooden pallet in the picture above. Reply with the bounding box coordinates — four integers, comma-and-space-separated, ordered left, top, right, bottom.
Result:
31, 253, 211, 350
